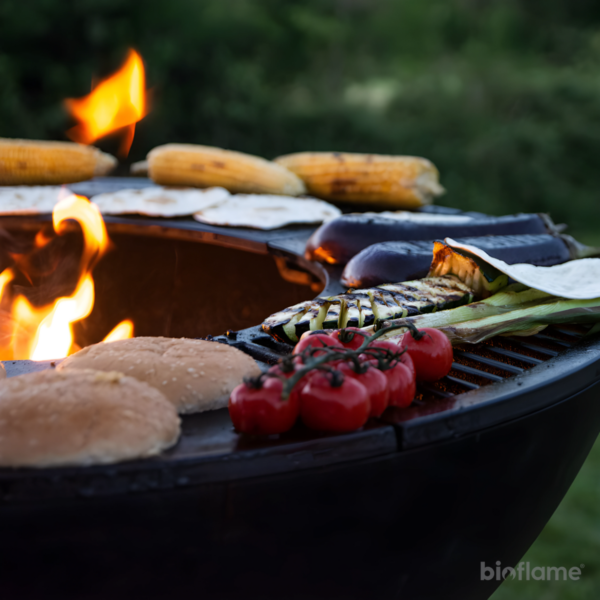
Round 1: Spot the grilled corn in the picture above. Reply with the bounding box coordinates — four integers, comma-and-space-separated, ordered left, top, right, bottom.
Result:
0, 138, 116, 185
147, 144, 306, 196
274, 151, 444, 208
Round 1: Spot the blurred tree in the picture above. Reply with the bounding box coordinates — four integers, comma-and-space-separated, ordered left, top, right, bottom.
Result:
1, 0, 600, 240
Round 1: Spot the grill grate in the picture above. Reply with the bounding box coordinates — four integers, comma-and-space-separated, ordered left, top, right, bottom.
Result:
417, 324, 592, 402
212, 324, 593, 408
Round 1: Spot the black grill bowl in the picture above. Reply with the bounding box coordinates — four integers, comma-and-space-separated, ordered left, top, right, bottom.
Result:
1, 346, 600, 600
0, 185, 599, 600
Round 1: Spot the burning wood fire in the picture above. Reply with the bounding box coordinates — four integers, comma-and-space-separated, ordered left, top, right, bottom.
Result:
0, 194, 133, 361
64, 49, 148, 157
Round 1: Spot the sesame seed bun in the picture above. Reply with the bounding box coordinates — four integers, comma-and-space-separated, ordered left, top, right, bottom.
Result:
58, 337, 261, 414
0, 369, 180, 468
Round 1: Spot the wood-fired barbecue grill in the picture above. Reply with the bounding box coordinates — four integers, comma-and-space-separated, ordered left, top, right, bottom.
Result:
1, 178, 599, 600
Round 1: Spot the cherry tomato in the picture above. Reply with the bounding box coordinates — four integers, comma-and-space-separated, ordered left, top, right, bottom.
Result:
268, 360, 296, 379
293, 333, 344, 357
399, 328, 453, 382
329, 327, 366, 350
358, 340, 415, 374
269, 361, 320, 397
363, 340, 415, 376
383, 361, 416, 408
298, 329, 329, 341
338, 361, 389, 417
229, 377, 300, 435
300, 371, 370, 432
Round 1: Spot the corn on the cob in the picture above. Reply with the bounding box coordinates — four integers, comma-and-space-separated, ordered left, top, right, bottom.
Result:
0, 138, 116, 185
274, 151, 444, 208
130, 160, 149, 176
147, 144, 306, 196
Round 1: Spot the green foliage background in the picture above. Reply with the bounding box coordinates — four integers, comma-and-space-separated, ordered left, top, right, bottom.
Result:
2, 0, 600, 241
1, 1, 600, 598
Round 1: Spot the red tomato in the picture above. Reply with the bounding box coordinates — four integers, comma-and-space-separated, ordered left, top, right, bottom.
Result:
383, 362, 416, 408
268, 361, 296, 379
399, 328, 453, 382
229, 377, 300, 435
300, 371, 370, 432
366, 340, 415, 376
293, 333, 344, 357
269, 361, 320, 396
328, 327, 367, 350
337, 362, 389, 417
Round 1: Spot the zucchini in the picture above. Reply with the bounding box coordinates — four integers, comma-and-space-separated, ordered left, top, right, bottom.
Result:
262, 275, 475, 344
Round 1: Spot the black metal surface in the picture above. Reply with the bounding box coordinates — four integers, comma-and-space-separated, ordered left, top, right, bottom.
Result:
1, 177, 600, 599
0, 408, 397, 503
2, 373, 600, 600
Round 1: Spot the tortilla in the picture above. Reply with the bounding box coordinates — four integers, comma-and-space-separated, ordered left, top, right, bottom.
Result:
446, 238, 600, 300
92, 186, 230, 217
193, 194, 341, 229
0, 186, 66, 214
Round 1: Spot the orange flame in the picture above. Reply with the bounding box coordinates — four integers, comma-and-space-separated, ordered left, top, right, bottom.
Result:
0, 194, 134, 360
64, 49, 148, 157
103, 319, 134, 343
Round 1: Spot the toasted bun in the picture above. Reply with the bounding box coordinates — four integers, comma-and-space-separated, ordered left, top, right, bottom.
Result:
58, 337, 261, 414
0, 369, 180, 468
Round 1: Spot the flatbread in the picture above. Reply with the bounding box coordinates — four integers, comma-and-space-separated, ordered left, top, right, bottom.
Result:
446, 238, 600, 299
0, 186, 66, 214
193, 194, 341, 229
92, 186, 230, 217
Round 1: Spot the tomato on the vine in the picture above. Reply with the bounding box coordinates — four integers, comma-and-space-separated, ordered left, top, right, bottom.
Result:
337, 361, 389, 417
229, 377, 300, 435
300, 371, 370, 432
361, 340, 415, 376
293, 333, 343, 357
399, 327, 453, 382
329, 327, 366, 350
382, 361, 416, 408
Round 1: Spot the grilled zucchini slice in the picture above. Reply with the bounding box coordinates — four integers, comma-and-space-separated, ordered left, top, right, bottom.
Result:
262, 275, 475, 344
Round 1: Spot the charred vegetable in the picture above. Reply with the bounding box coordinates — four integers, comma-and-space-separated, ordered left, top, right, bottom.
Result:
262, 275, 475, 344
342, 234, 576, 289
428, 241, 509, 297
376, 287, 600, 346
306, 212, 554, 265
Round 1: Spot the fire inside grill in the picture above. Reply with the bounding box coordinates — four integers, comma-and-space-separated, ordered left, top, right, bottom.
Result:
0, 194, 133, 360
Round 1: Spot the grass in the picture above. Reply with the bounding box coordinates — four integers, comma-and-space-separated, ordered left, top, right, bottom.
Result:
491, 434, 600, 599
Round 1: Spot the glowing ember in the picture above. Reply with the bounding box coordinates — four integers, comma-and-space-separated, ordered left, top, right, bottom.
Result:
64, 49, 148, 157
0, 194, 134, 360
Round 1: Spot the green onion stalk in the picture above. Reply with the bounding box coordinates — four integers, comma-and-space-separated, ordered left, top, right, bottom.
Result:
366, 285, 600, 345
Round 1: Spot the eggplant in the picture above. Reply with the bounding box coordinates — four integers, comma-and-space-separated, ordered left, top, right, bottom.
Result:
305, 212, 554, 265
342, 234, 573, 288
262, 275, 475, 344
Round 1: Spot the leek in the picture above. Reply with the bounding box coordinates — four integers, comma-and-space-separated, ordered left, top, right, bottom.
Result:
381, 295, 600, 345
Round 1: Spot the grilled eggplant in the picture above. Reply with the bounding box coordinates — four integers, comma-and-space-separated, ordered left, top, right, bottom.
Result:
305, 212, 554, 265
262, 275, 475, 344
342, 234, 573, 288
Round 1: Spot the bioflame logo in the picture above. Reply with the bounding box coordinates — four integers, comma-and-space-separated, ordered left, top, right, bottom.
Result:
481, 561, 584, 581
